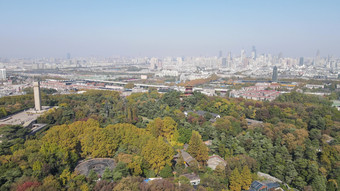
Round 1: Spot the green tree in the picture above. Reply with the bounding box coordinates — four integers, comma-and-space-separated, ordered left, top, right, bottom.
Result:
178, 128, 192, 144
88, 170, 98, 182
112, 162, 129, 181
176, 176, 191, 185
0, 107, 7, 118
200, 175, 227, 191
284, 160, 298, 184
0, 125, 30, 155
102, 168, 113, 181
312, 175, 327, 191
124, 83, 134, 89
161, 90, 181, 107
160, 164, 173, 178
327, 179, 338, 191
113, 176, 143, 191
39, 175, 62, 191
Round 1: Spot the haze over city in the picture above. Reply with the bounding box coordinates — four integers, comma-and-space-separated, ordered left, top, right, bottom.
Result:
1, 1, 340, 191
1, 0, 340, 58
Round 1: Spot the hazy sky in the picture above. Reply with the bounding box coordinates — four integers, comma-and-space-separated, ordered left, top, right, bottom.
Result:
1, 0, 340, 58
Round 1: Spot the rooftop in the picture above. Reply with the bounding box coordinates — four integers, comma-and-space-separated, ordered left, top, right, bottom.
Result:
332, 100, 340, 107
181, 173, 200, 181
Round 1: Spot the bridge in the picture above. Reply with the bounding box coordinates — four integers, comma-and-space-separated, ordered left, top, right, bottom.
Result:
84, 79, 169, 89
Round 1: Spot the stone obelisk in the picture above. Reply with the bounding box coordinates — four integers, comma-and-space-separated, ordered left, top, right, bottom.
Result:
33, 81, 42, 111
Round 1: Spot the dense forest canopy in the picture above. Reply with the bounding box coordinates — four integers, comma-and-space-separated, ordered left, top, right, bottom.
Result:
0, 90, 339, 191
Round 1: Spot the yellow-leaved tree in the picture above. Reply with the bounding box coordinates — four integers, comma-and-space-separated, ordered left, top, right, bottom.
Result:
240, 165, 252, 190
147, 117, 182, 147
229, 168, 242, 191
187, 131, 208, 165
141, 137, 174, 175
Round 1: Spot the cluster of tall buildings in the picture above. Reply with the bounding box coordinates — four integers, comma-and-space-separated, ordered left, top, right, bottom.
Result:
0, 69, 6, 81
1, 47, 339, 83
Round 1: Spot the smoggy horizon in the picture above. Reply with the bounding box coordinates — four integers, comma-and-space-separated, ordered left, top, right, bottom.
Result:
1, 0, 340, 58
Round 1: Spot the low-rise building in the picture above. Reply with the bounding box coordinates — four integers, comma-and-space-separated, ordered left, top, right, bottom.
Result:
207, 155, 227, 170
184, 110, 220, 122
248, 181, 281, 191
204, 140, 213, 146
156, 70, 179, 77
332, 100, 340, 111
246, 118, 263, 126
174, 150, 198, 167
230, 89, 281, 101
181, 173, 200, 186
305, 84, 324, 89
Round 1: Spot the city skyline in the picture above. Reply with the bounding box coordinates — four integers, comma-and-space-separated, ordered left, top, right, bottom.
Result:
1, 0, 340, 58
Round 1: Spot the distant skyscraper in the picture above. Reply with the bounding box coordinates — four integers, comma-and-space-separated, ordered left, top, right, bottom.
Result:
227, 52, 232, 68
299, 57, 304, 66
251, 46, 257, 59
222, 58, 227, 67
330, 61, 334, 69
240, 49, 245, 65
315, 50, 320, 66
219, 50, 223, 58
0, 69, 6, 81
241, 49, 245, 58
251, 52, 255, 60
67, 53, 71, 60
272, 66, 278, 82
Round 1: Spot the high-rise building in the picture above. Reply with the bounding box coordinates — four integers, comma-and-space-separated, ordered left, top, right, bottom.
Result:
0, 69, 6, 81
67, 53, 71, 60
227, 52, 232, 60
33, 81, 42, 111
241, 49, 245, 59
299, 57, 304, 66
219, 50, 223, 58
240, 49, 245, 67
222, 58, 227, 67
251, 46, 257, 60
41, 63, 45, 70
272, 66, 278, 82
251, 52, 256, 60
227, 52, 232, 68
149, 57, 158, 70
315, 50, 320, 66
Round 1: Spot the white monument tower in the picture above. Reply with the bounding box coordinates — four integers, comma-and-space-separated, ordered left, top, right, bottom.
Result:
33, 81, 42, 111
